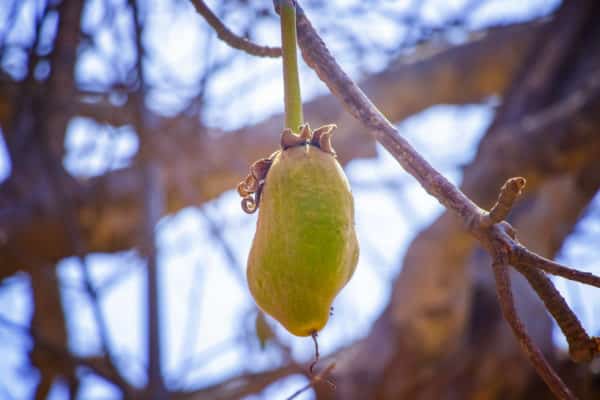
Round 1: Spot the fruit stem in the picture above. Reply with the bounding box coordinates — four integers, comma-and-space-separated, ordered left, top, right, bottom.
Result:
309, 330, 320, 374
279, 0, 303, 132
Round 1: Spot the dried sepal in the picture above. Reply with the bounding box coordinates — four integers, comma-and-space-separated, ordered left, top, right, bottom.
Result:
241, 195, 258, 214
281, 124, 314, 149
281, 128, 306, 149
251, 158, 273, 182
237, 157, 274, 214
237, 174, 258, 197
311, 124, 336, 156
310, 124, 335, 145
319, 132, 335, 156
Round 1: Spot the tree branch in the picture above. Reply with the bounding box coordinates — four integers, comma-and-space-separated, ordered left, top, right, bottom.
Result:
514, 262, 600, 363
491, 259, 575, 400
172, 363, 303, 400
512, 246, 600, 289
129, 0, 167, 396
190, 0, 281, 57
0, 314, 137, 396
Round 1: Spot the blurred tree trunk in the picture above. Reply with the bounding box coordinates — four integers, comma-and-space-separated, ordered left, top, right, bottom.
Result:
5, 0, 84, 398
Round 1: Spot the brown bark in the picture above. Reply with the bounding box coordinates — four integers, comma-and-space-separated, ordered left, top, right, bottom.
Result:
29, 265, 75, 400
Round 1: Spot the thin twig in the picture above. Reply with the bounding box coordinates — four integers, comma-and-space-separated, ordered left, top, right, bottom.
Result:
286, 362, 336, 400
171, 363, 303, 399
513, 245, 600, 289
129, 0, 167, 396
491, 259, 575, 400
190, 0, 281, 57
515, 264, 600, 363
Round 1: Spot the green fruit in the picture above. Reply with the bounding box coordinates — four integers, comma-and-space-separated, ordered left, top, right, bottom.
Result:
246, 126, 359, 337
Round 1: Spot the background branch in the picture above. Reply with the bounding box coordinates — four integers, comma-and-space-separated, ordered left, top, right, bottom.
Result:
190, 0, 282, 57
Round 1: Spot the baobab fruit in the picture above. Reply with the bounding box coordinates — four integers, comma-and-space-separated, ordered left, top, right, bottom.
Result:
238, 124, 359, 337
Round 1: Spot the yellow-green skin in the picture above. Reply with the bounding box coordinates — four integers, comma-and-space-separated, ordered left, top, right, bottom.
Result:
247, 144, 359, 337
